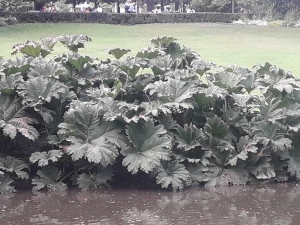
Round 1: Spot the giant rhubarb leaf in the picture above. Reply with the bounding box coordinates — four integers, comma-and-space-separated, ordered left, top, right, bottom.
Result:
252, 121, 292, 152
280, 140, 300, 179
76, 166, 114, 191
121, 120, 171, 174
17, 76, 68, 107
57, 34, 91, 53
30, 150, 64, 167
0, 156, 29, 179
173, 124, 204, 151
204, 116, 229, 138
32, 166, 66, 191
0, 174, 15, 194
0, 95, 39, 140
156, 161, 191, 190
58, 101, 126, 166
145, 78, 195, 109
203, 166, 249, 187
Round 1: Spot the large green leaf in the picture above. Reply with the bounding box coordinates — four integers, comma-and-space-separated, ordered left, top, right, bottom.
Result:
40, 36, 58, 55
150, 36, 177, 48
259, 98, 285, 122
58, 101, 126, 166
204, 116, 229, 138
0, 174, 15, 194
252, 121, 292, 152
280, 140, 300, 179
139, 100, 172, 118
149, 55, 173, 75
29, 150, 64, 167
67, 54, 92, 73
76, 166, 114, 191
210, 70, 246, 93
186, 164, 209, 182
57, 34, 91, 53
121, 120, 171, 174
174, 147, 212, 165
156, 161, 191, 190
165, 69, 199, 81
94, 63, 121, 82
136, 47, 162, 59
2, 57, 33, 76
17, 76, 68, 107
256, 64, 300, 94
145, 78, 195, 109
114, 57, 141, 79
193, 84, 227, 107
107, 48, 131, 59
203, 167, 249, 187
231, 93, 252, 107
173, 124, 204, 151
0, 73, 23, 95
0, 156, 29, 179
28, 58, 65, 78
191, 59, 213, 76
249, 157, 275, 180
227, 136, 257, 166
11, 40, 45, 58
0, 95, 39, 140
32, 166, 66, 191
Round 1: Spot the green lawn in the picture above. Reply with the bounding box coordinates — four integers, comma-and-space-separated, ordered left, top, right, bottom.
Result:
1, 23, 300, 75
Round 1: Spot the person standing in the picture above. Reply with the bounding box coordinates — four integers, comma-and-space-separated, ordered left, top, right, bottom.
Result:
125, 0, 132, 13
130, 1, 137, 13
40, 5, 48, 12
152, 4, 161, 13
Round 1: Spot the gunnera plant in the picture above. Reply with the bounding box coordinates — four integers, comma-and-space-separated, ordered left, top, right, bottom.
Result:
0, 34, 300, 193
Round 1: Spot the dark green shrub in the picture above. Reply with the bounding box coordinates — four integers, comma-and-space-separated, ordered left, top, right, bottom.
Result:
191, 0, 232, 13
0, 12, 245, 24
0, 16, 18, 26
1, 34, 300, 193
0, 18, 6, 26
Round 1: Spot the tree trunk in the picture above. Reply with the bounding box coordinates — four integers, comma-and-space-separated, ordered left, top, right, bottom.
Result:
161, 0, 164, 12
72, 0, 77, 9
146, 0, 154, 11
117, 0, 120, 13
174, 0, 180, 11
232, 0, 234, 13
93, 0, 98, 8
34, 1, 43, 10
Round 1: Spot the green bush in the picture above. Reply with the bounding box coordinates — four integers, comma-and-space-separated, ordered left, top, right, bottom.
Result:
0, 16, 18, 26
191, 0, 232, 13
0, 12, 245, 24
0, 18, 7, 26
1, 34, 300, 193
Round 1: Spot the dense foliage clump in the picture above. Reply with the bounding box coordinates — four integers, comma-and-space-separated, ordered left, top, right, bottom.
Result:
0, 34, 300, 193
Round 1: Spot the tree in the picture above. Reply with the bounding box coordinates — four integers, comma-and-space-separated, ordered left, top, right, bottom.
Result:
64, 0, 86, 8
0, 0, 33, 11
33, 0, 55, 10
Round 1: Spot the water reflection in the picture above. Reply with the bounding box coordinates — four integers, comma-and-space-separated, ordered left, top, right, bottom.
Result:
1, 184, 300, 224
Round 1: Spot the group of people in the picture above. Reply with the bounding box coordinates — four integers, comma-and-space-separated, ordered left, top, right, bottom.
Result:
40, 5, 58, 12
124, 0, 172, 14
124, 0, 137, 13
152, 4, 172, 13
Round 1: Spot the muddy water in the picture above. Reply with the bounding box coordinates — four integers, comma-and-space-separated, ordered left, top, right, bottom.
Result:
1, 184, 300, 225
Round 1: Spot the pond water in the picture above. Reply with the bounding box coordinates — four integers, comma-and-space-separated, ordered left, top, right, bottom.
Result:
1, 183, 300, 225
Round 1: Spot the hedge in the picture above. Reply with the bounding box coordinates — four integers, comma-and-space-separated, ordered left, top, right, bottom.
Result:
0, 12, 249, 24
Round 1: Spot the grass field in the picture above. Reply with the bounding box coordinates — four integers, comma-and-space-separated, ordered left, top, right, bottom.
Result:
1, 23, 300, 75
